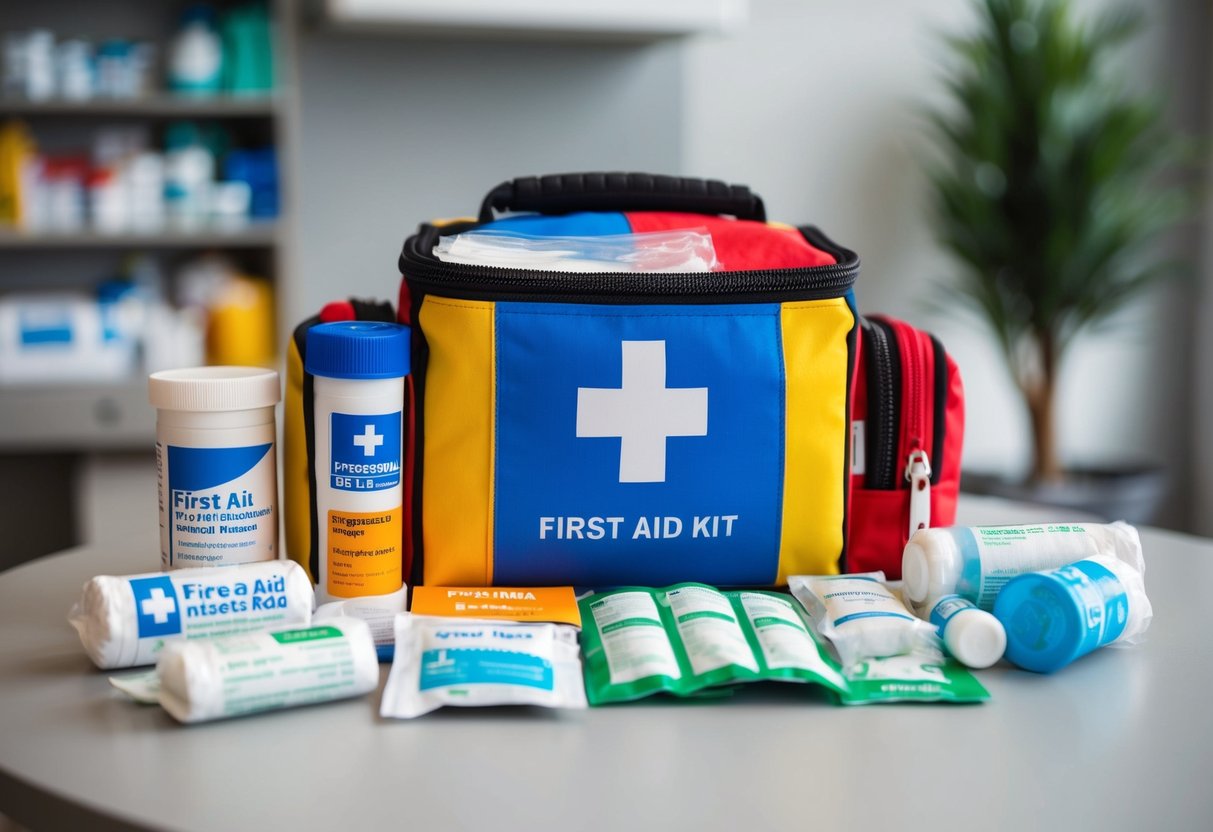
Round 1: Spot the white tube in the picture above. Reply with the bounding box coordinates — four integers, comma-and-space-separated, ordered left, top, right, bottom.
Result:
902, 521, 1144, 613
788, 572, 937, 666
927, 595, 1006, 669
69, 560, 313, 669
158, 616, 379, 723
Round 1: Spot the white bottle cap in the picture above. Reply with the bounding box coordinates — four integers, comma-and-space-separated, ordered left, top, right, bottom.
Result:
149, 366, 280, 412
942, 607, 1006, 669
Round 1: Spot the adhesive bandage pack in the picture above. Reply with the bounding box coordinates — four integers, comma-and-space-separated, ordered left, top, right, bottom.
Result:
157, 616, 379, 723
380, 614, 586, 718
69, 560, 314, 669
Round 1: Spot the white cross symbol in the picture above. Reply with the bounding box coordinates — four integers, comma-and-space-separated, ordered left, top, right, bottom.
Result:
140, 587, 177, 624
352, 424, 384, 457
576, 340, 708, 483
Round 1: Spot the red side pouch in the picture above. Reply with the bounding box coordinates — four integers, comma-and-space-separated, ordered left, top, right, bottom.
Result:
847, 315, 964, 577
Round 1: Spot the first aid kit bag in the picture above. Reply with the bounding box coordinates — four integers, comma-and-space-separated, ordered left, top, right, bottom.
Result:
285, 173, 965, 588
402, 174, 862, 588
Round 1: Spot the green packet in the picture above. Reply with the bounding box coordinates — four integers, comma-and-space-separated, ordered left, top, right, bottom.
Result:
578, 583, 989, 706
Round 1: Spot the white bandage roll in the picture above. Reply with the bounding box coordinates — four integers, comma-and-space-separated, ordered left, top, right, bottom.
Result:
69, 560, 314, 669
157, 616, 380, 723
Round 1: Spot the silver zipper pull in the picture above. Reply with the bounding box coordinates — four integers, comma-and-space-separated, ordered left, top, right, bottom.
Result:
905, 449, 932, 538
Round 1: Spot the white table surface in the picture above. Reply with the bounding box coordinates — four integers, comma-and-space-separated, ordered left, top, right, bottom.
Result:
1, 495, 1211, 831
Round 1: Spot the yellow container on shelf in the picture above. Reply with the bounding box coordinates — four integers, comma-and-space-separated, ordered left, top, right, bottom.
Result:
206, 274, 275, 367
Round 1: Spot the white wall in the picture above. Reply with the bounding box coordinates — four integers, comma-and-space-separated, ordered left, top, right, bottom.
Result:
682, 0, 1203, 527
294, 34, 684, 327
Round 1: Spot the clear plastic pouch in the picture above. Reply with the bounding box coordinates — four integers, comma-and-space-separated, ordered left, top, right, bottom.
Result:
433, 229, 718, 273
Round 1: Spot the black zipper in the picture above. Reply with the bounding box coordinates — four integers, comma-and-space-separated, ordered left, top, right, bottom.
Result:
398, 223, 859, 305
929, 335, 948, 486
862, 317, 901, 490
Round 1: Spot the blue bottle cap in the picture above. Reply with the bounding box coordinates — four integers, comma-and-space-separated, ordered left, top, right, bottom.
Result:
305, 321, 410, 380
993, 572, 1086, 673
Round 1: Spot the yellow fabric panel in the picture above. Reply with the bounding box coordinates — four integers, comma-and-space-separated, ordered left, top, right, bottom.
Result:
777, 298, 854, 582
419, 296, 496, 585
283, 336, 313, 582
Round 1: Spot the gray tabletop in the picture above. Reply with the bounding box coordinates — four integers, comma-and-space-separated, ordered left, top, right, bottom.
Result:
2, 496, 1211, 832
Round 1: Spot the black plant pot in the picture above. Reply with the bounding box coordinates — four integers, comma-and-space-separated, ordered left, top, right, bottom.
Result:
961, 466, 1168, 526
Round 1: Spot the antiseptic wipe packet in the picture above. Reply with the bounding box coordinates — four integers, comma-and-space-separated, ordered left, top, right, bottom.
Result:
380, 614, 587, 718
579, 584, 847, 704
579, 583, 988, 706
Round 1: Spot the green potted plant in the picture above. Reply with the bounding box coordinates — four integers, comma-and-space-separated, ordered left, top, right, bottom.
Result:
927, 0, 1194, 520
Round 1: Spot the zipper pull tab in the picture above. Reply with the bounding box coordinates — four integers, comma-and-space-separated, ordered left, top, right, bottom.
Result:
905, 449, 932, 538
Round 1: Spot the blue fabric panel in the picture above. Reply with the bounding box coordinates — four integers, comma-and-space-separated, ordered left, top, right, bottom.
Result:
493, 302, 785, 587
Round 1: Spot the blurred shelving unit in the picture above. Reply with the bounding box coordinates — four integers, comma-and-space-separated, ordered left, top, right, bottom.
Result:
0, 95, 280, 118
0, 0, 299, 453
0, 1, 300, 565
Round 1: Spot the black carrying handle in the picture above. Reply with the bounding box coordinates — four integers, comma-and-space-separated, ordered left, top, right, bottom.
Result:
478, 173, 767, 224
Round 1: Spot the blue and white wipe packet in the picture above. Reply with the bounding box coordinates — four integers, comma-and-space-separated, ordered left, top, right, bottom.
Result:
380, 614, 586, 718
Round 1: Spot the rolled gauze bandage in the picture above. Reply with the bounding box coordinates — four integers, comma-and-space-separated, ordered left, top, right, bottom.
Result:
69, 560, 314, 670
157, 616, 380, 723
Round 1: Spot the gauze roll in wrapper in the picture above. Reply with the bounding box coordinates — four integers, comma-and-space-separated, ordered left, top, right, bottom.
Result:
158, 616, 379, 723
69, 560, 314, 669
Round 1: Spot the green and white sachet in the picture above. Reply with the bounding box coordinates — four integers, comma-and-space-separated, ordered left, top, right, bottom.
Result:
578, 583, 988, 706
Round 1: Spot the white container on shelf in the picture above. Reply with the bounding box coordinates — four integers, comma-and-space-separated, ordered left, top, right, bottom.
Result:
0, 294, 136, 384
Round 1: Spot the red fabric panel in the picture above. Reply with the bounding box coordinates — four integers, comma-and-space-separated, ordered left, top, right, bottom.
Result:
319, 301, 356, 323
847, 488, 912, 576
889, 319, 936, 471
936, 350, 965, 528
625, 212, 837, 271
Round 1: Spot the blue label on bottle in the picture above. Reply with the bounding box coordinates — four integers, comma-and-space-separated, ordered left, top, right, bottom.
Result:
1053, 559, 1129, 650
418, 648, 554, 692
329, 411, 402, 491
930, 594, 977, 630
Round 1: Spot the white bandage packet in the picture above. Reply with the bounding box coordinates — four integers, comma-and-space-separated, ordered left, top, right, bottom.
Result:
158, 616, 380, 723
380, 614, 587, 719
789, 572, 938, 667
69, 560, 315, 669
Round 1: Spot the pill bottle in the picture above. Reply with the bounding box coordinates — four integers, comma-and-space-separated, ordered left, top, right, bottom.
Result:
305, 321, 410, 606
927, 594, 1006, 669
901, 521, 1143, 613
149, 366, 280, 570
994, 555, 1151, 673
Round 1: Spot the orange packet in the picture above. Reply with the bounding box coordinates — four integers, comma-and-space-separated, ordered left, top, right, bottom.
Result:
409, 586, 582, 627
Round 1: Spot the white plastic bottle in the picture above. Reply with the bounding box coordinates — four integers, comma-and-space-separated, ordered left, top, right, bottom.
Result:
902, 521, 1144, 614
305, 321, 410, 607
168, 5, 223, 96
927, 594, 1006, 669
149, 366, 280, 570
